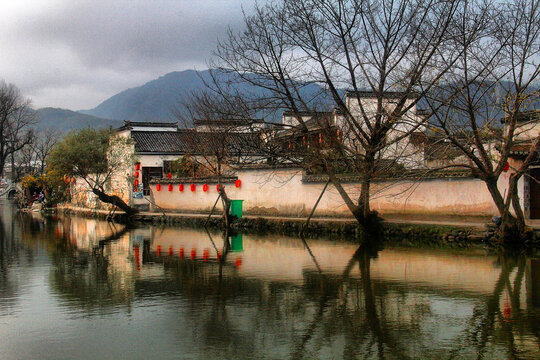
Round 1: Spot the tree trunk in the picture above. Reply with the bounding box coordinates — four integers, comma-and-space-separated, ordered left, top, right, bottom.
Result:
218, 181, 232, 230
91, 188, 139, 217
359, 176, 371, 218
328, 173, 363, 223
509, 174, 525, 233
0, 155, 5, 179
484, 177, 522, 242
358, 156, 375, 219
10, 153, 15, 182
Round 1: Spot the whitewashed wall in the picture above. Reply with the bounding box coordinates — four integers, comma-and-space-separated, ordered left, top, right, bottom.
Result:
149, 167, 507, 217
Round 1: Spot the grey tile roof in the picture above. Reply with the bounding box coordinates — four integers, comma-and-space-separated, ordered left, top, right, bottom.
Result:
131, 130, 264, 156
117, 121, 178, 131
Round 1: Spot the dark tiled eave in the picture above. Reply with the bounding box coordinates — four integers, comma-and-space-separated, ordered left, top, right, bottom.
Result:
116, 120, 178, 131
345, 90, 418, 99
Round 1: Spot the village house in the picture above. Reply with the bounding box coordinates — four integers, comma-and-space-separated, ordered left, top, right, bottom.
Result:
112, 120, 265, 211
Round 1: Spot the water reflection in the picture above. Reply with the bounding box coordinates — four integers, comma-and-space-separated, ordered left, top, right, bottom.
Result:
0, 205, 539, 359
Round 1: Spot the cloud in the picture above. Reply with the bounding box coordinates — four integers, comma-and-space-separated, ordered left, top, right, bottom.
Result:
0, 0, 255, 109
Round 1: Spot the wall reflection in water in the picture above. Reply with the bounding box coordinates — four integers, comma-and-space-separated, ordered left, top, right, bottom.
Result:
1, 207, 539, 359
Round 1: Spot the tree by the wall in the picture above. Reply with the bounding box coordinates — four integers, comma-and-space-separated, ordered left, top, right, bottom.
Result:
422, 0, 540, 241
212, 0, 463, 224
48, 128, 139, 216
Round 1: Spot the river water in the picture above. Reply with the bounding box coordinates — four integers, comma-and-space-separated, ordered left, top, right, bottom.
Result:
0, 203, 539, 359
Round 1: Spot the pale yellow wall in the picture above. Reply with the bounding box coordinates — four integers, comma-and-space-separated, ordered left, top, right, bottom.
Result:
150, 168, 507, 216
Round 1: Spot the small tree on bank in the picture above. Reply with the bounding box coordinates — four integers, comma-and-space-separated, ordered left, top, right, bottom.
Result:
48, 128, 139, 216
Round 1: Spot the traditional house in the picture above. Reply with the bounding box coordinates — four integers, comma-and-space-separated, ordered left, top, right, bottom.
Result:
115, 120, 265, 210
280, 91, 427, 168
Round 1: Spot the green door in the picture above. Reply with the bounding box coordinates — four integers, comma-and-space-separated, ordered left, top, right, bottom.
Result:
230, 200, 244, 218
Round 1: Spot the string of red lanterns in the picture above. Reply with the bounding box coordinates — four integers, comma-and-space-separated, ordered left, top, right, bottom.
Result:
152, 180, 242, 193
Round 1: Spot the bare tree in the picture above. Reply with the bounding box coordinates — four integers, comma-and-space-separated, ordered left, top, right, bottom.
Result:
212, 0, 463, 224
13, 129, 59, 180
34, 129, 59, 175
422, 0, 540, 240
0, 81, 36, 178
176, 91, 265, 229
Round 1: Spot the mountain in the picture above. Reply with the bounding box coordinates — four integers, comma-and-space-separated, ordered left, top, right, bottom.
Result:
34, 107, 122, 132
80, 70, 210, 122
80, 69, 331, 123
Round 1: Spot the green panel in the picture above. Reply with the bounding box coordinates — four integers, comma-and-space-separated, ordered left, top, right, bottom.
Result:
230, 199, 244, 218
230, 233, 244, 252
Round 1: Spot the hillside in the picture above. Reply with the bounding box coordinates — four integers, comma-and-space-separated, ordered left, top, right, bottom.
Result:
79, 69, 331, 123
79, 70, 209, 122
34, 107, 122, 132
79, 69, 539, 126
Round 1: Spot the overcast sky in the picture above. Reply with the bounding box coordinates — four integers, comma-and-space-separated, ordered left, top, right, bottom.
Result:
0, 0, 255, 110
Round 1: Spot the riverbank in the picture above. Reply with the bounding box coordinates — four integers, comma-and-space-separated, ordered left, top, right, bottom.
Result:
50, 205, 540, 248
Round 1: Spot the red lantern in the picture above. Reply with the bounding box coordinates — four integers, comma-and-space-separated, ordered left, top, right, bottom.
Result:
168, 183, 173, 192
503, 162, 510, 172
216, 184, 220, 192
203, 184, 209, 192
179, 184, 184, 192
190, 183, 196, 192
135, 163, 141, 170
235, 179, 242, 188
156, 183, 161, 191
167, 172, 172, 179
134, 179, 139, 187
134, 171, 140, 178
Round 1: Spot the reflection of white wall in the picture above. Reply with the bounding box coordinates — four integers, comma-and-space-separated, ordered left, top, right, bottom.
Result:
149, 228, 510, 296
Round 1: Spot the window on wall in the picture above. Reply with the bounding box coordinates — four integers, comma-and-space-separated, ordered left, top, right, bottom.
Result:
163, 160, 175, 175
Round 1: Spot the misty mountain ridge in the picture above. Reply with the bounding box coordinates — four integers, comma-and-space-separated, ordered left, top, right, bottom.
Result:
34, 70, 538, 133
79, 69, 332, 124
34, 107, 123, 133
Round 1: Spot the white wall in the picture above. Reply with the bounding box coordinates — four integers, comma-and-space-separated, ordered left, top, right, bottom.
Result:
149, 167, 505, 217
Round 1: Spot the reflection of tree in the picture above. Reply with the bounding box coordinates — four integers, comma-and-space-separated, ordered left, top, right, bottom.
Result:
48, 222, 133, 311
0, 211, 19, 309
466, 249, 540, 360
290, 238, 413, 360
0, 204, 35, 312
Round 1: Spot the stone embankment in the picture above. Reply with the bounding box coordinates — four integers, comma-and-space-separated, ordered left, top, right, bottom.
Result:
49, 205, 540, 248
